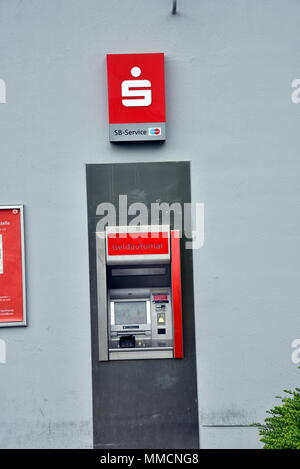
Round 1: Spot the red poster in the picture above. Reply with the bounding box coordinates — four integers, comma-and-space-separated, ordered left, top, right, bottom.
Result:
0, 207, 26, 326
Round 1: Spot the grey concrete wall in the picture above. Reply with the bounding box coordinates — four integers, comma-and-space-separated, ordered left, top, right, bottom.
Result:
0, 0, 299, 448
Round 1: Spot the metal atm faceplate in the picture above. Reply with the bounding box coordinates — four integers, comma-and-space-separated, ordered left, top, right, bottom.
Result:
108, 288, 173, 360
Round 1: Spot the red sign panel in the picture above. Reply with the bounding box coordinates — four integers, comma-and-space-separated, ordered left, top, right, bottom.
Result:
107, 53, 166, 124
107, 232, 169, 256
0, 207, 26, 326
153, 294, 169, 301
171, 230, 183, 359
106, 53, 166, 141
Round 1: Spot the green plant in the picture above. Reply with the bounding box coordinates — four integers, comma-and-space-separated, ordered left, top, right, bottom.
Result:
255, 373, 300, 449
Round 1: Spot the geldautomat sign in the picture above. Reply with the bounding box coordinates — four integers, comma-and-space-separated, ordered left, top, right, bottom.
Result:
107, 231, 169, 257
106, 53, 166, 142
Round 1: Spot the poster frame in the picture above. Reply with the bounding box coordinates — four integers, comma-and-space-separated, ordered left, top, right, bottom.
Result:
0, 205, 27, 328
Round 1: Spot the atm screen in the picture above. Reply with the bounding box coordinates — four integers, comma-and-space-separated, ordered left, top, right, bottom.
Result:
114, 301, 147, 325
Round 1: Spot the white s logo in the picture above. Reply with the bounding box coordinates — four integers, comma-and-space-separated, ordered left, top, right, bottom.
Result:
122, 67, 152, 107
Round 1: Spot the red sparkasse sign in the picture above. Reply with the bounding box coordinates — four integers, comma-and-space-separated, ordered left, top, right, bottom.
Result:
107, 232, 169, 256
0, 208, 25, 325
106, 53, 166, 141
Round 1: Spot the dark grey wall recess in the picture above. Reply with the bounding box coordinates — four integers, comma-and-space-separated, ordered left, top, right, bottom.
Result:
86, 162, 199, 449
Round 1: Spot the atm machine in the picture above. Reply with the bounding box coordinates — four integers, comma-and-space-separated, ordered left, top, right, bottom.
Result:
96, 225, 183, 361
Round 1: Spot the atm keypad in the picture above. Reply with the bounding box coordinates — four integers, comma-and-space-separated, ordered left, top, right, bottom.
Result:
151, 290, 173, 343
